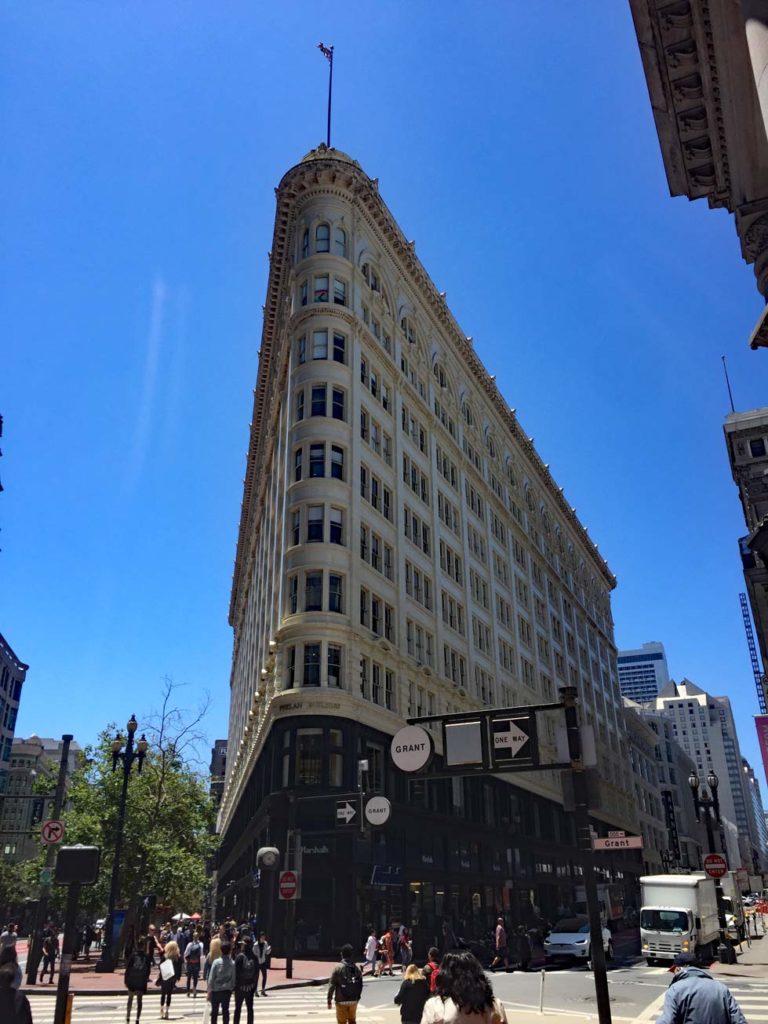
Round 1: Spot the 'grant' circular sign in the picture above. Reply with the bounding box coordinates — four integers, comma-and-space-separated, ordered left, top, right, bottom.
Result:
365, 796, 392, 826
391, 726, 432, 772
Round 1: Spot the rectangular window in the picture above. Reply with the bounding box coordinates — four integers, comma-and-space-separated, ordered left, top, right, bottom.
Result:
333, 332, 346, 363
307, 505, 324, 542
328, 574, 343, 613
294, 448, 303, 482
288, 646, 296, 685
296, 390, 305, 422
328, 645, 342, 688
300, 280, 308, 306
333, 278, 347, 305
310, 443, 325, 477
332, 388, 345, 420
311, 385, 327, 417
360, 587, 369, 628
297, 335, 307, 363
303, 647, 321, 688
305, 572, 323, 611
291, 509, 300, 545
385, 670, 394, 711
330, 445, 344, 480
288, 576, 298, 614
312, 329, 328, 360
314, 275, 329, 302
329, 508, 343, 545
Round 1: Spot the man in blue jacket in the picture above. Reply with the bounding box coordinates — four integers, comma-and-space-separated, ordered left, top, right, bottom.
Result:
657, 953, 746, 1024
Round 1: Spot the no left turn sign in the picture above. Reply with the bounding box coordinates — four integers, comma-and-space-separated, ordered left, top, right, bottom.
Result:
41, 819, 65, 845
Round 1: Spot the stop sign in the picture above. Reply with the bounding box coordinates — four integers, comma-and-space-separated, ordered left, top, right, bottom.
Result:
704, 853, 728, 878
278, 870, 299, 900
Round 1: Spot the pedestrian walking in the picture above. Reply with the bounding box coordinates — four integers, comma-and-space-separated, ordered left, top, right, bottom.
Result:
656, 953, 747, 1024
380, 927, 395, 976
157, 940, 181, 1020
148, 925, 164, 967
207, 940, 235, 1024
393, 963, 429, 1024
0, 962, 32, 1024
327, 943, 363, 1023
363, 930, 378, 976
421, 950, 508, 1023
422, 947, 441, 993
489, 918, 509, 972
0, 924, 18, 952
124, 936, 152, 1024
398, 927, 413, 969
514, 926, 531, 971
184, 932, 203, 997
233, 935, 258, 1024
39, 930, 58, 984
253, 932, 271, 996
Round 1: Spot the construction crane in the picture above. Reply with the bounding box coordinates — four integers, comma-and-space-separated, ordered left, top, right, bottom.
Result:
740, 592, 767, 714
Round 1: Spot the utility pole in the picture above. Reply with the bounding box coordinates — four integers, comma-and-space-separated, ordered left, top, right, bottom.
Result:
560, 687, 612, 1024
27, 734, 73, 986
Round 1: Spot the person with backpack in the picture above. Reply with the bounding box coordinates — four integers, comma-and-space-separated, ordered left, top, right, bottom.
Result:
254, 932, 271, 996
394, 963, 430, 1024
39, 929, 59, 983
207, 940, 236, 1024
233, 935, 258, 1023
422, 947, 441, 994
124, 936, 152, 1024
327, 943, 363, 1023
184, 931, 203, 997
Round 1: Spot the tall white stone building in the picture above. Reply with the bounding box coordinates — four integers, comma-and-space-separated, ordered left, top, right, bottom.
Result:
618, 641, 669, 703
217, 145, 638, 951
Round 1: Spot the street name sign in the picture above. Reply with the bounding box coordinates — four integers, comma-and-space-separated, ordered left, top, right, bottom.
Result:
336, 800, 357, 826
278, 870, 299, 900
364, 796, 391, 826
390, 726, 432, 772
704, 853, 728, 878
41, 819, 65, 845
592, 836, 643, 850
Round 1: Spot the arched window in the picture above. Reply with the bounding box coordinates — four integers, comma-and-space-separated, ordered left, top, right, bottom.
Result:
433, 362, 448, 389
462, 403, 474, 427
301, 229, 309, 260
485, 432, 496, 459
401, 317, 416, 344
334, 227, 347, 258
316, 224, 330, 253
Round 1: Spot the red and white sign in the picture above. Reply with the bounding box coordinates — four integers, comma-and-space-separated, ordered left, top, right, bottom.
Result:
704, 853, 728, 878
278, 870, 299, 901
41, 820, 65, 845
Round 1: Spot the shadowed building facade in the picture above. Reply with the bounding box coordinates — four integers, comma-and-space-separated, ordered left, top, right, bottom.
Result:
217, 146, 640, 953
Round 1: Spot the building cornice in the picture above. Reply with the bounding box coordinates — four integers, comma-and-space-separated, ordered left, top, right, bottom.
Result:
229, 147, 615, 631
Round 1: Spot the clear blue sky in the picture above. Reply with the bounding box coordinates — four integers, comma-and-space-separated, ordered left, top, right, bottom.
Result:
3, 3, 767, 793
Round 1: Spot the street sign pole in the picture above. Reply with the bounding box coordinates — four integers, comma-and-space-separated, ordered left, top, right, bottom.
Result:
27, 734, 73, 986
284, 793, 300, 980
561, 687, 611, 1024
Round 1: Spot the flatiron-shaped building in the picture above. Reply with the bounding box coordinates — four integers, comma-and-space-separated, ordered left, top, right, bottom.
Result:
217, 145, 637, 952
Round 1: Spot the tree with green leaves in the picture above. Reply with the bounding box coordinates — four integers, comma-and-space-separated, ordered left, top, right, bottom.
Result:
49, 680, 218, 919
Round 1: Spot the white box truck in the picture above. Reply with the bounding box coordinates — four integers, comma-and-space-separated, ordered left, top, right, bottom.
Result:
640, 874, 720, 965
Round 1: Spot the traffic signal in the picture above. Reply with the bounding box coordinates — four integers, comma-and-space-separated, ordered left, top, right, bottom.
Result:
256, 847, 280, 870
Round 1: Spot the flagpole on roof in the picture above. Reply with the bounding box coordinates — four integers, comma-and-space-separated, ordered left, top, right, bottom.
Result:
318, 42, 334, 147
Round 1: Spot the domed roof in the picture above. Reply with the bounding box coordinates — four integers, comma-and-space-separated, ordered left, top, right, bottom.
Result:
300, 143, 360, 168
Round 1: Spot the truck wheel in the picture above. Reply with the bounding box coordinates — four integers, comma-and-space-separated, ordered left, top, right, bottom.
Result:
646, 958, 655, 966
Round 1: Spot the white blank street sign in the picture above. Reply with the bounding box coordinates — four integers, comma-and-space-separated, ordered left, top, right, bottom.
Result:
444, 721, 483, 766
593, 836, 643, 850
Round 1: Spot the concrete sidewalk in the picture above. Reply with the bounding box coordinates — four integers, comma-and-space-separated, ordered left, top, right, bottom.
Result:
711, 929, 768, 980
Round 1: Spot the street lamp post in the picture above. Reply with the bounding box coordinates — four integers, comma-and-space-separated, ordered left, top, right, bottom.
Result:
94, 715, 148, 972
687, 770, 736, 964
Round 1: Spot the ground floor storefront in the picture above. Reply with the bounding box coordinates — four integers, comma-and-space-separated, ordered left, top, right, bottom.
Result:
215, 714, 642, 956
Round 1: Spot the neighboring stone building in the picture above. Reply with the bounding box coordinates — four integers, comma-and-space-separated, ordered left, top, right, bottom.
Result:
631, 703, 706, 871
742, 757, 768, 872
0, 633, 27, 801
210, 739, 227, 809
618, 642, 670, 703
654, 680, 755, 869
629, 0, 768, 350
216, 144, 639, 951
0, 735, 80, 862
724, 408, 768, 708
623, 701, 668, 874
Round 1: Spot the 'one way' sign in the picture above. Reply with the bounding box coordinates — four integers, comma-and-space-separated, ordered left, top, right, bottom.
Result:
336, 800, 357, 826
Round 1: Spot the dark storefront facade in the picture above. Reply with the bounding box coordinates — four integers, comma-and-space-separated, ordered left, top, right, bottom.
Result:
216, 714, 641, 956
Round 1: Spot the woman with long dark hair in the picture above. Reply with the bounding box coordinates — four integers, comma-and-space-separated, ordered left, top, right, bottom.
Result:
420, 950, 508, 1023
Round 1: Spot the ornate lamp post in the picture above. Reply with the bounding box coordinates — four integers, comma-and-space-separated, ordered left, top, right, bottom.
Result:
94, 715, 148, 972
687, 770, 736, 964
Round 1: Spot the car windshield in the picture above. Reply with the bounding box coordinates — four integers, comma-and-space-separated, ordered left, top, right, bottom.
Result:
640, 910, 689, 932
552, 917, 588, 933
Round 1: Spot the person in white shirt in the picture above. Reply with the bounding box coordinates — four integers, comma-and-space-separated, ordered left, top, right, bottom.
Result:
363, 930, 378, 976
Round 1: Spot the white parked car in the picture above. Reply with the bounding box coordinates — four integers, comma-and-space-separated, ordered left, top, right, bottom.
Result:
544, 916, 613, 968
